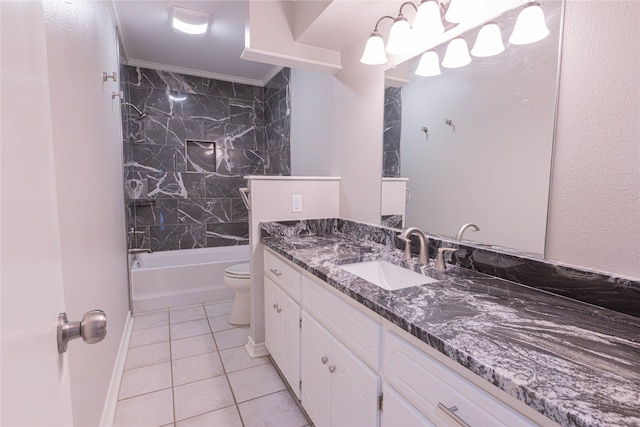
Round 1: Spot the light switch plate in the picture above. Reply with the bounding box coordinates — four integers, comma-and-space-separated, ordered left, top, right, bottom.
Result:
292, 195, 302, 213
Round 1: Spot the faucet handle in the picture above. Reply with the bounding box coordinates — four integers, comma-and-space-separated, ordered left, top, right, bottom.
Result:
397, 235, 412, 260
435, 248, 457, 271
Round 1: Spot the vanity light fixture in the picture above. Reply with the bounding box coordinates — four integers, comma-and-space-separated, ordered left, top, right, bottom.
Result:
360, 16, 394, 65
415, 50, 441, 76
442, 37, 472, 68
445, 0, 487, 24
412, 1, 444, 40
172, 6, 210, 36
471, 22, 505, 57
509, 2, 549, 45
386, 2, 418, 55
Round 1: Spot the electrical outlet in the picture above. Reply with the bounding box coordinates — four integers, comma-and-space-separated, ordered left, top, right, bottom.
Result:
291, 195, 303, 213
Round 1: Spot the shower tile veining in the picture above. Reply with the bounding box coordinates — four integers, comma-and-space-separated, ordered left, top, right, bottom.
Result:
114, 300, 310, 427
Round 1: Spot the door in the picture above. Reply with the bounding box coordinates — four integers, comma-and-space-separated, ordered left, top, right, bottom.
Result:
301, 311, 332, 427
331, 338, 381, 427
277, 287, 301, 399
0, 1, 74, 424
264, 278, 279, 356
381, 385, 436, 427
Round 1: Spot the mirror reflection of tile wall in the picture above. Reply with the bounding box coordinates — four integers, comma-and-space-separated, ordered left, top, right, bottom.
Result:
121, 66, 291, 251
383, 87, 402, 178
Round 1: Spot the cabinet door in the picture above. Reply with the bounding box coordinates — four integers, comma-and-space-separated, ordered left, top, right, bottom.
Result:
382, 385, 436, 427
301, 311, 332, 427
330, 337, 381, 427
277, 287, 301, 399
264, 277, 279, 358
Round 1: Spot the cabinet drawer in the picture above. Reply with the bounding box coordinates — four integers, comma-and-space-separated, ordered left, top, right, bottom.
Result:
383, 331, 536, 427
302, 276, 381, 369
264, 250, 301, 302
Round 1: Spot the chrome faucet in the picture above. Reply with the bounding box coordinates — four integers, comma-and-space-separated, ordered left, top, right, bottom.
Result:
455, 223, 480, 241
398, 227, 429, 266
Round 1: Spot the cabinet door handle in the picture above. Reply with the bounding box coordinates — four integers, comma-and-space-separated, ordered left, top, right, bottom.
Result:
321, 356, 328, 365
276, 307, 282, 313
272, 303, 278, 310
270, 268, 282, 277
437, 403, 470, 427
328, 365, 336, 373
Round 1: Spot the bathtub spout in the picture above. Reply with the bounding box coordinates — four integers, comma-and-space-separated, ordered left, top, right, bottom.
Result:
128, 248, 152, 254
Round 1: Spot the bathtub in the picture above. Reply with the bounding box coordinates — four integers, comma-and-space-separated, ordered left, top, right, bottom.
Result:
129, 246, 250, 313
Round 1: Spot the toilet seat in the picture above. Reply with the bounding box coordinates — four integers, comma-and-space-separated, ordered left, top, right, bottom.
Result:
225, 263, 250, 279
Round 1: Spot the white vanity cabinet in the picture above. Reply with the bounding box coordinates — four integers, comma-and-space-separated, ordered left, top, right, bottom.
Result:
383, 331, 540, 427
263, 248, 552, 427
263, 251, 302, 399
301, 310, 380, 427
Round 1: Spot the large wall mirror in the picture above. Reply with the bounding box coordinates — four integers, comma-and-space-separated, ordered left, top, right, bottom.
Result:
387, 1, 564, 257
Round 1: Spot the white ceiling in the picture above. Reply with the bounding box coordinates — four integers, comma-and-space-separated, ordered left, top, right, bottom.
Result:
113, 0, 404, 86
114, 1, 280, 85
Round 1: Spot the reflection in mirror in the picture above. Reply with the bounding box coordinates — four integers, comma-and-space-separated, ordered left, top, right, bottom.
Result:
389, 1, 563, 257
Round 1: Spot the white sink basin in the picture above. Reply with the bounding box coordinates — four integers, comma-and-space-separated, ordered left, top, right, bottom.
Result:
338, 261, 438, 291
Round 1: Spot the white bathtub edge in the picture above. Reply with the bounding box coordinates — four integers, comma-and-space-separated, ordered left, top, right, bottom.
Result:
100, 311, 133, 427
132, 286, 235, 314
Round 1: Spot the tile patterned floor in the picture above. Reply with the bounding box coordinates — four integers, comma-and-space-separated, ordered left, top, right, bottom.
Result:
114, 301, 310, 427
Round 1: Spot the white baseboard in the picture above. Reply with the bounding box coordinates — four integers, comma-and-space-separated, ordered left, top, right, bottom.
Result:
245, 336, 269, 358
100, 311, 133, 427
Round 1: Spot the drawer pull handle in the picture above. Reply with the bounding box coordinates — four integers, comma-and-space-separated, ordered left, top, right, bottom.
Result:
276, 307, 282, 313
321, 356, 328, 365
437, 403, 470, 427
328, 365, 336, 373
270, 269, 282, 277
272, 303, 278, 310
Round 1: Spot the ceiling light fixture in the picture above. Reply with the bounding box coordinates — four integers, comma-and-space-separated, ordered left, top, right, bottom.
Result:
509, 2, 549, 45
442, 37, 472, 68
172, 6, 210, 36
471, 22, 505, 57
415, 50, 441, 76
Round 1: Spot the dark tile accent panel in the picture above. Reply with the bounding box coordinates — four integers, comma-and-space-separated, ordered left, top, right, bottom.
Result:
134, 199, 179, 226
178, 199, 232, 224
185, 140, 216, 173
206, 222, 249, 247
383, 87, 402, 178
122, 65, 290, 251
149, 224, 207, 251
231, 198, 249, 221
381, 214, 403, 229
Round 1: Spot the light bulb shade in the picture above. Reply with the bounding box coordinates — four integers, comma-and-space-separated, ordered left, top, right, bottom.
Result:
509, 4, 550, 45
386, 15, 414, 55
415, 51, 441, 76
360, 32, 388, 65
445, 0, 487, 24
471, 23, 505, 57
413, 1, 444, 39
442, 38, 472, 68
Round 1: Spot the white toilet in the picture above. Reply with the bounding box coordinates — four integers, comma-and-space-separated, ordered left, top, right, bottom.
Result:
224, 263, 251, 325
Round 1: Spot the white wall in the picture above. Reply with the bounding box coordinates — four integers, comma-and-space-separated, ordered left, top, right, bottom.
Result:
546, 1, 640, 279
246, 177, 340, 355
42, 2, 130, 425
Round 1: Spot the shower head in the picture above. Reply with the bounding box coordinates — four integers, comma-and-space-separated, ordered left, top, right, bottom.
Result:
122, 102, 147, 120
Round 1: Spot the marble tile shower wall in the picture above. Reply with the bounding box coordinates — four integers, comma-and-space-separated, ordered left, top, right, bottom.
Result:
121, 66, 291, 252
383, 87, 401, 178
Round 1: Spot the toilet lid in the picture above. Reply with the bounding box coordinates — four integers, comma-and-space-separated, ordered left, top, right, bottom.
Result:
225, 263, 250, 278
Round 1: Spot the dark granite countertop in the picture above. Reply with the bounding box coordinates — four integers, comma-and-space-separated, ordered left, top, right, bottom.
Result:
260, 223, 640, 427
